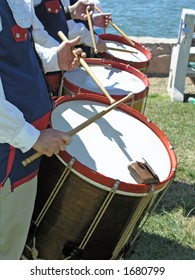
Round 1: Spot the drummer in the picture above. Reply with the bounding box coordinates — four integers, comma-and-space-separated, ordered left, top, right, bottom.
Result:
34, 0, 111, 94
0, 0, 90, 260
65, 0, 111, 56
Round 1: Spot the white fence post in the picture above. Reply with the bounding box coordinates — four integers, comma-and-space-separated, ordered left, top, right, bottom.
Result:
167, 8, 195, 102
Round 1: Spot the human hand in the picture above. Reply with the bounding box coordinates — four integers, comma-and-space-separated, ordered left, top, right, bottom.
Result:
69, 0, 94, 20
93, 13, 112, 28
32, 128, 72, 157
57, 36, 86, 70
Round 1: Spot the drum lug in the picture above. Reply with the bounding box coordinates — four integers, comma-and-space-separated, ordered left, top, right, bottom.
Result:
169, 145, 174, 150
149, 185, 155, 192
68, 157, 76, 168
105, 63, 112, 69
146, 118, 152, 123
113, 179, 120, 190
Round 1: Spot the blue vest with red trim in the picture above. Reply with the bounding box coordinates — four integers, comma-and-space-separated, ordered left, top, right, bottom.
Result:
35, 0, 69, 42
0, 1, 52, 189
35, 0, 69, 92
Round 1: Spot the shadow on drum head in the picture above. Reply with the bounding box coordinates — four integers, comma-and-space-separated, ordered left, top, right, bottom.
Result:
63, 58, 150, 114
98, 33, 152, 73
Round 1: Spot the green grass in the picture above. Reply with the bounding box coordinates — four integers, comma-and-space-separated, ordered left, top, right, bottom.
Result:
125, 90, 195, 260
146, 93, 195, 183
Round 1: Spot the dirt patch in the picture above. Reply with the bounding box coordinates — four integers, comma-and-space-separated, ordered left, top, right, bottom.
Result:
148, 77, 195, 96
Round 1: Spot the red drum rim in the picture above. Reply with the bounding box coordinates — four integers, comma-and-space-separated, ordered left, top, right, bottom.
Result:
99, 33, 152, 69
63, 58, 150, 102
53, 94, 177, 195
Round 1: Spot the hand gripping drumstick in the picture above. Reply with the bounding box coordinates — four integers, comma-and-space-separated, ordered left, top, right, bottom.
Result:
94, 5, 135, 47
22, 92, 133, 167
59, 31, 115, 105
86, 8, 98, 54
86, 10, 137, 55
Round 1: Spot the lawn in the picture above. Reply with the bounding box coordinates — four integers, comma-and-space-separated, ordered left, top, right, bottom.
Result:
125, 77, 195, 260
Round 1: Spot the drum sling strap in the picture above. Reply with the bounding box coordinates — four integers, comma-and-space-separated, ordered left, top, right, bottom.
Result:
128, 159, 160, 185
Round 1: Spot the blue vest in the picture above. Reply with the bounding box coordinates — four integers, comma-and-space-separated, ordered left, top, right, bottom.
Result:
35, 0, 69, 42
35, 0, 69, 93
0, 1, 52, 190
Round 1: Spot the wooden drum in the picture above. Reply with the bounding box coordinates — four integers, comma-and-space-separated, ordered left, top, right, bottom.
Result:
26, 94, 177, 260
63, 58, 150, 114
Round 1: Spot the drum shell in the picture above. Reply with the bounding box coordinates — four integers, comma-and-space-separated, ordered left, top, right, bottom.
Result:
63, 58, 150, 113
98, 33, 152, 73
28, 94, 177, 260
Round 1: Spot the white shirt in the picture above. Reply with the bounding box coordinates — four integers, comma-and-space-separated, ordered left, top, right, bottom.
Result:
0, 79, 40, 152
0, 0, 60, 152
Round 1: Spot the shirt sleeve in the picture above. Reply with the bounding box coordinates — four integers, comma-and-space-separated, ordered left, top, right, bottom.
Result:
31, 3, 60, 72
0, 78, 40, 153
35, 44, 60, 73
68, 19, 99, 47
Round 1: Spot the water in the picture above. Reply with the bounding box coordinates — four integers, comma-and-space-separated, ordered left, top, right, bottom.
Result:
100, 0, 194, 38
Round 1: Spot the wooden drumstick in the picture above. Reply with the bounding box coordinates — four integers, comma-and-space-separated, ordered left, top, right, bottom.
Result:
22, 92, 134, 167
86, 8, 98, 54
94, 5, 135, 47
109, 21, 135, 47
58, 31, 115, 104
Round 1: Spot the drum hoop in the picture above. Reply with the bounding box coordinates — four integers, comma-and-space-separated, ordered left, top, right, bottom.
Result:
57, 153, 170, 197
99, 33, 152, 60
63, 58, 150, 101
53, 94, 177, 194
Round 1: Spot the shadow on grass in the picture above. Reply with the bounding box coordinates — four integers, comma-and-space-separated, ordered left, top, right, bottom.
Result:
156, 180, 195, 217
125, 232, 195, 260
124, 180, 195, 260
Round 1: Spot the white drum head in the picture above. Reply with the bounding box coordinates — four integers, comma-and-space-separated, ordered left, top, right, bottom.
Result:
63, 65, 146, 95
51, 99, 171, 185
105, 40, 148, 62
